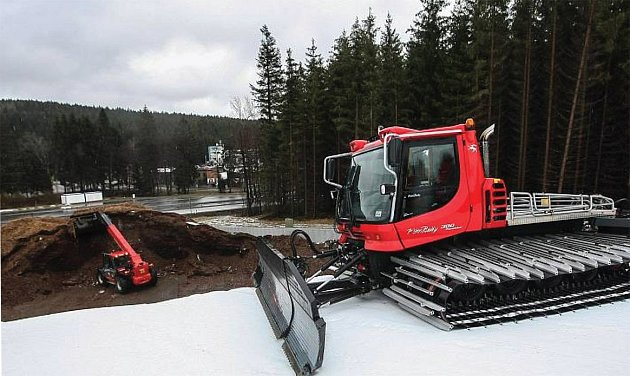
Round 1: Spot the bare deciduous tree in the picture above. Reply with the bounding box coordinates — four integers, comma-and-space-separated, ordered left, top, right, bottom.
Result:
231, 96, 260, 215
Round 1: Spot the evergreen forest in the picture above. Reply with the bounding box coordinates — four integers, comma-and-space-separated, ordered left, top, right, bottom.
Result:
0, 99, 257, 196
250, 0, 629, 217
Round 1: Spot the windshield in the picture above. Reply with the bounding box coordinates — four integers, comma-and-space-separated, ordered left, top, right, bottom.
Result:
338, 148, 395, 222
113, 255, 131, 269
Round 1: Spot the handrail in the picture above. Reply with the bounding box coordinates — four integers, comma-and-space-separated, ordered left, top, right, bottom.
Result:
383, 133, 399, 223
508, 192, 615, 221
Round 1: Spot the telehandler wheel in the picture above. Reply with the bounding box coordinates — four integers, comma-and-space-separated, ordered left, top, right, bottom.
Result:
115, 276, 130, 294
148, 268, 158, 287
96, 271, 106, 286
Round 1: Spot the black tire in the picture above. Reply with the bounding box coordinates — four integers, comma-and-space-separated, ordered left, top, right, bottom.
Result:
115, 276, 130, 294
96, 271, 107, 286
148, 268, 158, 287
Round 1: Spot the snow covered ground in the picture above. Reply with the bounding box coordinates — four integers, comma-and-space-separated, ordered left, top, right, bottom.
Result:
197, 216, 338, 243
3, 288, 629, 376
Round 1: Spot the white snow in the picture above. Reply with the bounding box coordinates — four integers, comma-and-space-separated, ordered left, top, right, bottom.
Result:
3, 288, 630, 376
197, 216, 339, 243
198, 216, 333, 229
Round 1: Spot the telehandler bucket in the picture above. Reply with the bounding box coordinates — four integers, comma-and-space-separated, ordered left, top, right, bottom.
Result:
71, 213, 102, 237
253, 238, 325, 375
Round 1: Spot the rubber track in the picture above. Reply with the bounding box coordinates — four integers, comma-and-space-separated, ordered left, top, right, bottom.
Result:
382, 232, 630, 330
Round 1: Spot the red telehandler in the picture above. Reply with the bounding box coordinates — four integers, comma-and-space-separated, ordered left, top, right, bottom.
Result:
73, 211, 157, 293
253, 119, 630, 375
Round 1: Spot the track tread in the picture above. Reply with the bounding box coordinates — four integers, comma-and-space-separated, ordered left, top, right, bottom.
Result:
382, 231, 630, 330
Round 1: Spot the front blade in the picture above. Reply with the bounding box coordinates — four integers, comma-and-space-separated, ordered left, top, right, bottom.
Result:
254, 238, 325, 375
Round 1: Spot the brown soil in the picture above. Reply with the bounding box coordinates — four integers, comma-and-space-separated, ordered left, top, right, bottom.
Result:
1, 204, 323, 321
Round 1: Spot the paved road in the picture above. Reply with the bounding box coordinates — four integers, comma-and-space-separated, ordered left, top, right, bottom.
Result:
0, 192, 246, 223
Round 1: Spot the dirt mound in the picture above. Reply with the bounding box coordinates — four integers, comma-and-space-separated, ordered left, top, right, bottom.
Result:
1, 217, 70, 259
1, 204, 276, 321
1, 204, 326, 321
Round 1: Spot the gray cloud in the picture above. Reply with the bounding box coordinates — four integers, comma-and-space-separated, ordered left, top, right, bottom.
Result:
0, 0, 420, 116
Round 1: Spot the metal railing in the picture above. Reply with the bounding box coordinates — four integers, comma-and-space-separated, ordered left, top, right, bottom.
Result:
508, 192, 616, 224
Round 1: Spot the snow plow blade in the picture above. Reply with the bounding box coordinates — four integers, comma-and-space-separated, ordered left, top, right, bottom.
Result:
253, 238, 325, 375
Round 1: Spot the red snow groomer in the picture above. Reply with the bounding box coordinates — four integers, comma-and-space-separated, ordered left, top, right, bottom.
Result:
73, 211, 157, 293
254, 119, 630, 375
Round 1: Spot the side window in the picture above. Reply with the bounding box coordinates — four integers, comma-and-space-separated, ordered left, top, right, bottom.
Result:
103, 254, 111, 268
402, 140, 459, 218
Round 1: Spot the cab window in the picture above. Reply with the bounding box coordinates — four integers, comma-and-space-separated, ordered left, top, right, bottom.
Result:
402, 139, 459, 218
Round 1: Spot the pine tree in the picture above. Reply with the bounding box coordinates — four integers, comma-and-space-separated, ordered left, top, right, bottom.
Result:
406, 0, 448, 128
303, 40, 329, 216
588, 0, 629, 198
468, 0, 510, 177
513, 0, 535, 191
278, 49, 304, 215
443, 0, 476, 124
251, 25, 283, 127
94, 109, 123, 192
250, 25, 284, 212
358, 10, 380, 136
378, 13, 405, 125
0, 113, 24, 193
136, 106, 159, 195
328, 31, 355, 153
542, 0, 558, 191
558, 0, 597, 192
173, 117, 199, 193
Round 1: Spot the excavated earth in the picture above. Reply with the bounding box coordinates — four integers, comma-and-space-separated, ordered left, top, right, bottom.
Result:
1, 204, 322, 321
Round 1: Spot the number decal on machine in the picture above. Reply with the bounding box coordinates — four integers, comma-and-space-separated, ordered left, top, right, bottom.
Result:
441, 223, 462, 231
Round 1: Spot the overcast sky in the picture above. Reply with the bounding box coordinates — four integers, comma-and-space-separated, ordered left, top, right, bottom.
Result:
0, 1, 423, 117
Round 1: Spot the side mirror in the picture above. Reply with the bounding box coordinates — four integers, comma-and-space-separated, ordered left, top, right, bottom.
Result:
325, 158, 336, 183
387, 137, 402, 168
329, 190, 338, 200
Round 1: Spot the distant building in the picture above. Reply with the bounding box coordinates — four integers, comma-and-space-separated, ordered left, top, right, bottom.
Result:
197, 165, 219, 187
207, 141, 224, 166
197, 165, 223, 187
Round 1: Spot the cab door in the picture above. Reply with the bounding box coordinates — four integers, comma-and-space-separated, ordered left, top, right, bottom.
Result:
102, 254, 116, 283
394, 136, 471, 248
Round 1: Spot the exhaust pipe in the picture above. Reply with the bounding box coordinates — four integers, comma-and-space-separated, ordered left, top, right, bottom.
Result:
480, 124, 495, 176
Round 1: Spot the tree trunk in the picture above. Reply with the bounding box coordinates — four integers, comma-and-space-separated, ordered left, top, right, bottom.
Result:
542, 0, 557, 192
312, 118, 317, 218
518, 18, 532, 190
573, 66, 589, 193
354, 96, 359, 139
303, 132, 308, 216
488, 6, 495, 124
493, 103, 502, 176
558, 0, 596, 192
395, 91, 399, 124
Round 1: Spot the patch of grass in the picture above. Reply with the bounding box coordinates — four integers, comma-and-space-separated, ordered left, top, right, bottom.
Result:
0, 193, 61, 209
